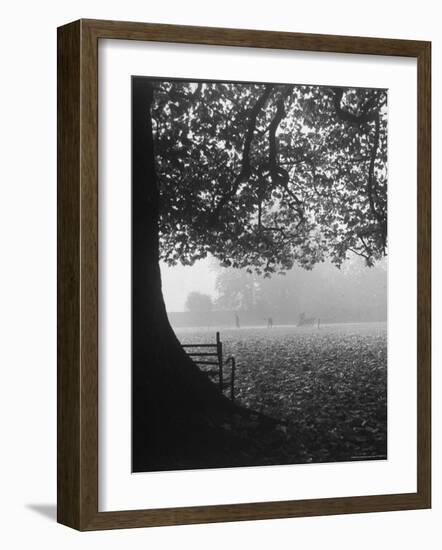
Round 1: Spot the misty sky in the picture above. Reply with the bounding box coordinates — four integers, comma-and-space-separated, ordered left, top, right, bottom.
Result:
161, 258, 217, 312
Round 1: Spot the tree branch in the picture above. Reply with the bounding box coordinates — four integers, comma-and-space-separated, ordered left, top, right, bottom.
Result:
209, 86, 273, 226
331, 88, 378, 125
268, 95, 287, 182
266, 88, 306, 227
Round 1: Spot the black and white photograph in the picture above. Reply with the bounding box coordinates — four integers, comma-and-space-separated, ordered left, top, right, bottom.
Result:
0, 0, 435, 541
132, 76, 388, 473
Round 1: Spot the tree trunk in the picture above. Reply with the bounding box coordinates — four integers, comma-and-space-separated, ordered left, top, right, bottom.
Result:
132, 78, 245, 472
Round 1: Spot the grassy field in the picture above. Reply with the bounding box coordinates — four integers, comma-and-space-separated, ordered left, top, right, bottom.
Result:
175, 322, 387, 464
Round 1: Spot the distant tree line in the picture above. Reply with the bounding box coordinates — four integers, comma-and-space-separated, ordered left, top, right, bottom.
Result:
183, 254, 386, 324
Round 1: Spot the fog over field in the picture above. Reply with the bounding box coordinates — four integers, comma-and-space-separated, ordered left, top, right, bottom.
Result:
162, 253, 387, 327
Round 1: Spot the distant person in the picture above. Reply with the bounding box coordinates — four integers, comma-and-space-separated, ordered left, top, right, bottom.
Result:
267, 316, 273, 328
235, 313, 240, 328
298, 312, 315, 326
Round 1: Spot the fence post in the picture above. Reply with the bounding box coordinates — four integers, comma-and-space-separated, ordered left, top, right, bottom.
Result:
230, 357, 236, 401
216, 331, 223, 391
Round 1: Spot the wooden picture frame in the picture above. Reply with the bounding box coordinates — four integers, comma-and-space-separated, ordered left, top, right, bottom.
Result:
57, 19, 431, 530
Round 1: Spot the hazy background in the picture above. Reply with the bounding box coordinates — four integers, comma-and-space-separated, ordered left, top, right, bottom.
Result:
161, 254, 387, 327
161, 257, 217, 311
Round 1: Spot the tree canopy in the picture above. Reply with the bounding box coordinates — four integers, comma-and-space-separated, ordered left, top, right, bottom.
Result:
151, 80, 387, 275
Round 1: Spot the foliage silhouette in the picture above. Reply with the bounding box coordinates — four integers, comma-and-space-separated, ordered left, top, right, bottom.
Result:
153, 81, 387, 274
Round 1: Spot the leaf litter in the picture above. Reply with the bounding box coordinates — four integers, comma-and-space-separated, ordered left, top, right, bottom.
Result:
177, 322, 387, 465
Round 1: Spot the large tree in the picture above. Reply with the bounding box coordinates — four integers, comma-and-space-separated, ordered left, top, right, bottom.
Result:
132, 77, 387, 471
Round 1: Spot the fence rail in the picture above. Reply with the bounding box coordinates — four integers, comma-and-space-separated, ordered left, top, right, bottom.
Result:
182, 331, 236, 400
